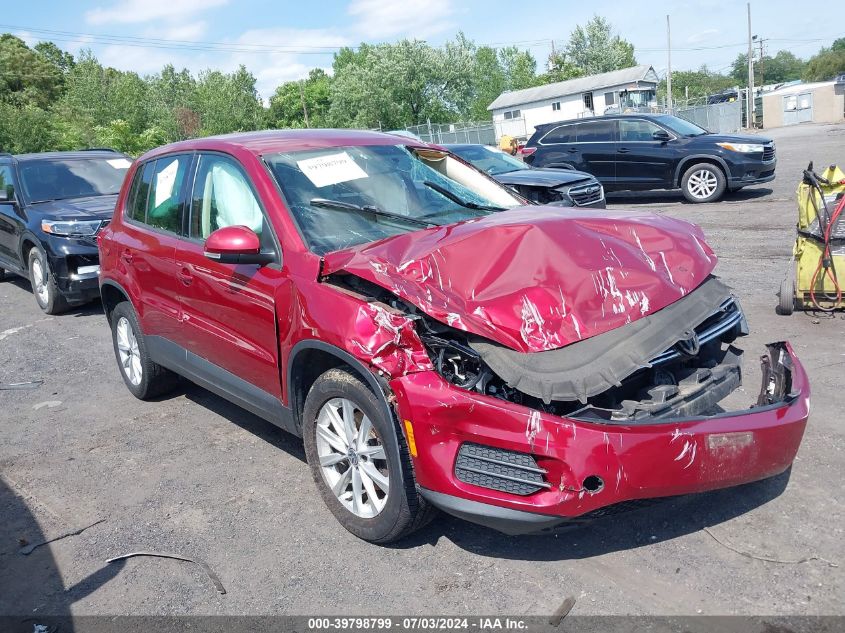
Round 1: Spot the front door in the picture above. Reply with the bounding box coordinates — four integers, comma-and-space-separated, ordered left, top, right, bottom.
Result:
175, 152, 284, 401
615, 118, 676, 188
0, 164, 22, 266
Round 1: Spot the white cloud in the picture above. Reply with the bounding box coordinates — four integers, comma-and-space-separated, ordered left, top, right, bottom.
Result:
86, 0, 227, 25
147, 21, 209, 41
687, 29, 720, 44
347, 0, 456, 39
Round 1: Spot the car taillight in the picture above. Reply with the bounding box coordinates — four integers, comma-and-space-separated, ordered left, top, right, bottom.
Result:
519, 147, 536, 157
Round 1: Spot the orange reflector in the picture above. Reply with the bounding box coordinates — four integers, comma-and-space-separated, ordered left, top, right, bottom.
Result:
403, 420, 418, 457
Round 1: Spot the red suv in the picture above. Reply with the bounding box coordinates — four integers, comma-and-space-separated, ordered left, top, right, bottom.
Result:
98, 130, 809, 543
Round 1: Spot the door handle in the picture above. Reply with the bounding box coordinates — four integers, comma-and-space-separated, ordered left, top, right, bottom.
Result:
120, 250, 133, 263
618, 147, 630, 154
567, 147, 578, 153
177, 266, 193, 286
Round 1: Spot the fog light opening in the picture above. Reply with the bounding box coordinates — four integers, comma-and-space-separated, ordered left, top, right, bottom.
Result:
582, 475, 604, 494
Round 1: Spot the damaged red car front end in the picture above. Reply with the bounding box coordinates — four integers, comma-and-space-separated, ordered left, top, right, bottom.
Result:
323, 206, 809, 534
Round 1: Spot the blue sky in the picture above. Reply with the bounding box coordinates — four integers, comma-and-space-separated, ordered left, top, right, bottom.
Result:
8, 0, 842, 99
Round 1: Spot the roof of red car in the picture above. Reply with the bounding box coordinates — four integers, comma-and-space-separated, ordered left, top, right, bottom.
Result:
139, 129, 428, 161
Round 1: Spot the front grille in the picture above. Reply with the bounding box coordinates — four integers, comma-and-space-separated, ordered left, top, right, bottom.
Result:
762, 145, 775, 161
650, 296, 745, 366
567, 182, 603, 206
455, 442, 551, 496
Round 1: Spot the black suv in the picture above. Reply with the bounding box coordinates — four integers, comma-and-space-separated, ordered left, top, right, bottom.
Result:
0, 150, 131, 313
522, 114, 776, 203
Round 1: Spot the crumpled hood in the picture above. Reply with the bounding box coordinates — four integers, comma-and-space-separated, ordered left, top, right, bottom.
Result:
322, 206, 717, 353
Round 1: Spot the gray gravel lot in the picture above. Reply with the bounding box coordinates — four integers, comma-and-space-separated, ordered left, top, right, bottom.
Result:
1, 123, 843, 618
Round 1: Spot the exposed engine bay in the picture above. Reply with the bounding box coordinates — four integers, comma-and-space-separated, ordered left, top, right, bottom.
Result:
327, 273, 787, 424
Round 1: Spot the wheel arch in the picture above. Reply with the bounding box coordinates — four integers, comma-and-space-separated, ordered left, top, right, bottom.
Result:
674, 155, 729, 188
100, 279, 132, 325
287, 340, 394, 434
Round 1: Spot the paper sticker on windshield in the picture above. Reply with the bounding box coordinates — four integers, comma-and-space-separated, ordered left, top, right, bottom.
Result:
107, 158, 131, 169
297, 152, 368, 188
154, 159, 179, 208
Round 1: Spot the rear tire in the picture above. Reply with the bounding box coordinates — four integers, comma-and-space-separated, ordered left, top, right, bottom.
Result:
778, 277, 795, 315
681, 163, 726, 203
302, 367, 435, 543
110, 301, 178, 399
28, 247, 69, 315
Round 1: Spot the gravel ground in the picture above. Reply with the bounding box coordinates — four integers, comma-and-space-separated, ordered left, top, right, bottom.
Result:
0, 123, 842, 619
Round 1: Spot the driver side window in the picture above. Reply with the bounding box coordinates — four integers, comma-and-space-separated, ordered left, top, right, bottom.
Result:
189, 154, 271, 248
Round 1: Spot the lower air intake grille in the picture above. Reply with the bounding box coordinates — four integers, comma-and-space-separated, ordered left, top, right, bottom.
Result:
455, 442, 550, 496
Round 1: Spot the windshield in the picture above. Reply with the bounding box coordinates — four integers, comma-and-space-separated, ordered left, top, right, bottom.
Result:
19, 157, 130, 203
265, 144, 521, 254
448, 145, 529, 175
659, 115, 709, 137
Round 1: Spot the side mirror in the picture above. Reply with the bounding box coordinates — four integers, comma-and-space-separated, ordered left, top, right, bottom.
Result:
653, 130, 671, 142
204, 225, 274, 265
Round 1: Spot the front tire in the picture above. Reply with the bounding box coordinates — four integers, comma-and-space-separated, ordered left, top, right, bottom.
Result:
110, 302, 177, 399
28, 247, 69, 314
681, 163, 726, 203
302, 368, 434, 543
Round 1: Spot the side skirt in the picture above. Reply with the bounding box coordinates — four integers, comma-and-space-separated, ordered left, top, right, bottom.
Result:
146, 335, 299, 436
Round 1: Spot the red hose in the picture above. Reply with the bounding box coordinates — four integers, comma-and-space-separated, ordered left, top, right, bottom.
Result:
809, 193, 845, 311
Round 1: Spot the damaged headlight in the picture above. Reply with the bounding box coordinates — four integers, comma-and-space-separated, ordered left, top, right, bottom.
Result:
421, 332, 487, 390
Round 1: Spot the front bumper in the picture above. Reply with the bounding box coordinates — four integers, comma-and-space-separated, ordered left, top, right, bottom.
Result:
391, 342, 808, 534
44, 236, 101, 304
727, 158, 776, 187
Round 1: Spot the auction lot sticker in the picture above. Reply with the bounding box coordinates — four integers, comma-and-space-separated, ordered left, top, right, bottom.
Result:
297, 151, 368, 188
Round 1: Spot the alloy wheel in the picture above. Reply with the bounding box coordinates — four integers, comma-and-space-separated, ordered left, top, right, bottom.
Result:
31, 258, 49, 305
315, 397, 390, 518
687, 169, 718, 200
115, 316, 142, 386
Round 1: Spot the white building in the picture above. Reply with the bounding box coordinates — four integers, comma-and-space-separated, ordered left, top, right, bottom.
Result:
487, 65, 659, 140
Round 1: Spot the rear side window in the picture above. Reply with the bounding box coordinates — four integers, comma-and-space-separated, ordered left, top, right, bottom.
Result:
146, 155, 190, 233
541, 125, 575, 144
576, 120, 616, 142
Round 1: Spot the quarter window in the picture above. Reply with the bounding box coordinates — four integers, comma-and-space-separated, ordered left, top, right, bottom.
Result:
127, 161, 155, 224
189, 154, 271, 248
542, 125, 575, 144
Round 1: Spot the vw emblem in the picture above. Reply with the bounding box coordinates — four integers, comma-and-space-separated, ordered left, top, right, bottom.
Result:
675, 330, 701, 356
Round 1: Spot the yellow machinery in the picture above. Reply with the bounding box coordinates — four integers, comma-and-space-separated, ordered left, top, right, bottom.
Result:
779, 164, 845, 314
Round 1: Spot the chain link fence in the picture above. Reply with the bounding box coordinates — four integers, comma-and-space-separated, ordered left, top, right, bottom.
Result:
404, 121, 496, 145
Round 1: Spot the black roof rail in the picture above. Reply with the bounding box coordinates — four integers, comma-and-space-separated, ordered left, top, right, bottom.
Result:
80, 147, 121, 152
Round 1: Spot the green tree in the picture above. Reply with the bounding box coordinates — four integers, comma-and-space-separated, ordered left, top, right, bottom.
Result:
34, 41, 75, 75
659, 66, 736, 102
192, 65, 264, 135
268, 68, 333, 128
0, 34, 64, 108
561, 16, 636, 76
731, 50, 805, 85
803, 40, 845, 81
147, 64, 198, 141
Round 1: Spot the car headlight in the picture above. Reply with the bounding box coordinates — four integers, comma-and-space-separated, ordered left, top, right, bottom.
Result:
41, 219, 103, 236
716, 142, 765, 153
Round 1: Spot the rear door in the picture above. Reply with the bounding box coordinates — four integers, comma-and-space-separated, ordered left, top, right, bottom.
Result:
615, 118, 676, 188
118, 154, 192, 341
175, 152, 285, 402
573, 119, 617, 182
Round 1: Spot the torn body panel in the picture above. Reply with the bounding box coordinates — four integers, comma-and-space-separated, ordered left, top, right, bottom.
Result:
322, 206, 716, 353
392, 342, 808, 532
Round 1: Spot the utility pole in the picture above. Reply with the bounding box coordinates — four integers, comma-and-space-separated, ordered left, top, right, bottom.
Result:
666, 15, 673, 111
299, 80, 310, 128
757, 37, 766, 87
746, 2, 754, 128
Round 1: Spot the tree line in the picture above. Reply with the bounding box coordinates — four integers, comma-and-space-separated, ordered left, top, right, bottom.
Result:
1, 18, 843, 156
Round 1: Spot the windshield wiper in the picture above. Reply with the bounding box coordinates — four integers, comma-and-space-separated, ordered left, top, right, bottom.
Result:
422, 181, 505, 211
310, 198, 435, 228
